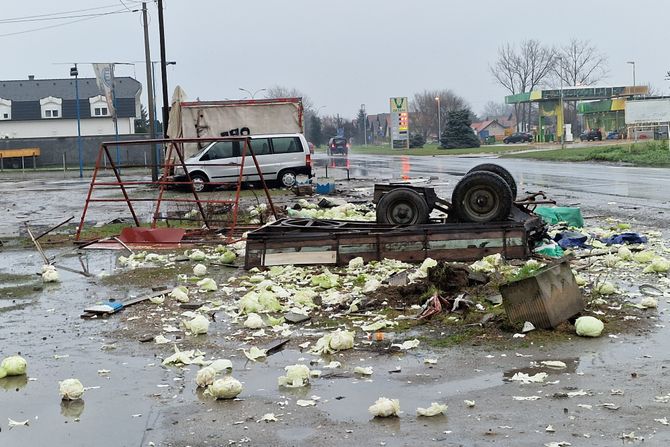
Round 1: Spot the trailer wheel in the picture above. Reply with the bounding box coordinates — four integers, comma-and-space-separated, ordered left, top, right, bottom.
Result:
451, 171, 512, 223
376, 188, 430, 225
468, 163, 517, 198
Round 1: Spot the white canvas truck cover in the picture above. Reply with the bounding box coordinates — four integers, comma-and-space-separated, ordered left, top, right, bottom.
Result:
178, 98, 303, 156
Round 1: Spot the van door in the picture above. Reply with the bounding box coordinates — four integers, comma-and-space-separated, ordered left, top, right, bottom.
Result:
239, 137, 272, 181
270, 136, 305, 180
197, 141, 241, 186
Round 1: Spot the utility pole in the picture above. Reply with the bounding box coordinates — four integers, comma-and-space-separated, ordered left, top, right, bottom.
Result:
157, 0, 170, 137
142, 2, 158, 181
70, 64, 83, 178
361, 103, 367, 146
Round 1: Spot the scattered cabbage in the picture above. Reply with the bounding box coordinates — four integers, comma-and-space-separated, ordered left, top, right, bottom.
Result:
574, 274, 587, 286
149, 295, 165, 305
348, 257, 364, 269
169, 285, 189, 303
633, 251, 655, 264
188, 249, 206, 261
219, 251, 236, 264
1, 356, 27, 376
640, 296, 658, 309
197, 278, 217, 291
184, 315, 210, 335
244, 313, 264, 329
575, 316, 604, 337
354, 366, 373, 375
195, 366, 217, 388
59, 378, 84, 400
311, 270, 339, 289
207, 376, 242, 399
312, 329, 355, 355
469, 253, 503, 273
368, 397, 400, 417
193, 263, 208, 276
239, 291, 263, 314
416, 402, 448, 417
602, 254, 619, 268
258, 290, 282, 312
209, 359, 233, 372
595, 282, 616, 295
278, 364, 311, 388
391, 339, 420, 350
643, 258, 670, 273
618, 246, 633, 261
291, 290, 317, 308
243, 346, 267, 361
42, 264, 60, 283
0, 367, 6, 379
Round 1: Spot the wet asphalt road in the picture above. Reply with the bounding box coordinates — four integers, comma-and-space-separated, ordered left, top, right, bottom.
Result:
1, 155, 670, 446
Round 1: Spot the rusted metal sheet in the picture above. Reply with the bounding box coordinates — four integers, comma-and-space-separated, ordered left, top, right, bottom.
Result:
244, 218, 533, 269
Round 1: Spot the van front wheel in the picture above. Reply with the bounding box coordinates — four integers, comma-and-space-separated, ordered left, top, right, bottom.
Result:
190, 173, 210, 192
278, 169, 297, 187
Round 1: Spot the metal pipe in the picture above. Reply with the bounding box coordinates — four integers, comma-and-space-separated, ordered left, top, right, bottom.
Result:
157, 0, 170, 136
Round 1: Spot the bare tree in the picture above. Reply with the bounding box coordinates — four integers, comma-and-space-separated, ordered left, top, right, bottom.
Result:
489, 40, 555, 130
264, 85, 314, 111
409, 89, 468, 139
554, 39, 608, 87
480, 101, 514, 120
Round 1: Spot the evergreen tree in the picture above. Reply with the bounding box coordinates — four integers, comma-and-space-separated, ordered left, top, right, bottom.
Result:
134, 106, 150, 133
440, 109, 480, 149
355, 107, 367, 144
409, 133, 426, 148
307, 114, 323, 146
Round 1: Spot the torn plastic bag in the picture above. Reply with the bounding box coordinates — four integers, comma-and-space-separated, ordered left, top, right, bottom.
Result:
600, 232, 647, 245
553, 231, 588, 249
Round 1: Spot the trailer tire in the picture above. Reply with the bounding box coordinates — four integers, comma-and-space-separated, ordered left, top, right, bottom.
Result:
451, 171, 512, 223
468, 163, 517, 198
376, 188, 430, 225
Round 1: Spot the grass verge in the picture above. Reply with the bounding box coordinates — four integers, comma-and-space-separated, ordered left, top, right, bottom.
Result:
503, 141, 670, 166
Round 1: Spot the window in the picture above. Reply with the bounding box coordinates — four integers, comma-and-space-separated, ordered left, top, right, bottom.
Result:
249, 138, 271, 155
201, 141, 238, 161
0, 98, 10, 120
271, 137, 302, 154
89, 95, 109, 117
40, 96, 62, 119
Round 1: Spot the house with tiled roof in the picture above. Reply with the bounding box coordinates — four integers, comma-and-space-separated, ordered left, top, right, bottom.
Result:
471, 119, 508, 141
0, 75, 142, 138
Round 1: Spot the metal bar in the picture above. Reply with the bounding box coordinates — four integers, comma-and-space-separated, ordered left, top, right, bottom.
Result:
25, 223, 50, 265
112, 236, 134, 255
151, 140, 173, 227
35, 216, 74, 240
245, 137, 278, 219
178, 141, 211, 229
75, 144, 105, 240
103, 144, 140, 227
87, 198, 237, 203
228, 138, 247, 240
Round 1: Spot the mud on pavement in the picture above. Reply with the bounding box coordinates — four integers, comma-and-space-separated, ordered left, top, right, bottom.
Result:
2, 170, 670, 447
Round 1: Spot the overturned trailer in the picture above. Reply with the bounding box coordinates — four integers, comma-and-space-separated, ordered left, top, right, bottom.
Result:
245, 164, 552, 269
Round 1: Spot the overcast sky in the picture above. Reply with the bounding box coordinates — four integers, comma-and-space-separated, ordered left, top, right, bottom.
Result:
3, 0, 668, 118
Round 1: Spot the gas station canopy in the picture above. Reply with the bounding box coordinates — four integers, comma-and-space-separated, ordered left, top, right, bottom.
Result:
505, 85, 648, 104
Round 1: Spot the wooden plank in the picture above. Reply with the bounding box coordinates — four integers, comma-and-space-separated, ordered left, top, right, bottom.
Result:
0, 148, 40, 158
264, 251, 337, 266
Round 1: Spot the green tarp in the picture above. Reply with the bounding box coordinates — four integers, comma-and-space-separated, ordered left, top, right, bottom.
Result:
534, 207, 584, 228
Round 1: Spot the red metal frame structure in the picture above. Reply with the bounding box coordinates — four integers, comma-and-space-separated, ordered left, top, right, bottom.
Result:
75, 136, 278, 242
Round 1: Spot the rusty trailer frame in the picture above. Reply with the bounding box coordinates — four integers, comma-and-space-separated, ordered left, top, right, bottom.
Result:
244, 217, 541, 269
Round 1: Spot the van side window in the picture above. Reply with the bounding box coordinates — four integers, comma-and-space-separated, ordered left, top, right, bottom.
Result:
202, 141, 237, 160
249, 138, 271, 155
271, 137, 302, 154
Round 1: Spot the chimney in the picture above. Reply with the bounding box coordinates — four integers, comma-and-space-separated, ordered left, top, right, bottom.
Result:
28, 75, 35, 80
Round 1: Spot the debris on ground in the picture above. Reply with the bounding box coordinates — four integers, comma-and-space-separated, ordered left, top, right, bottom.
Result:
59, 378, 84, 400
368, 397, 400, 418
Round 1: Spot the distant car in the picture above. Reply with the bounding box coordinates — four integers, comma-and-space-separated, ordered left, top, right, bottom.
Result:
327, 137, 349, 156
503, 132, 533, 144
606, 130, 621, 140
580, 129, 602, 141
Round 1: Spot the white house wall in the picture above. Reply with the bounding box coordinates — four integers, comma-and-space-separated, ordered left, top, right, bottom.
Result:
0, 118, 135, 138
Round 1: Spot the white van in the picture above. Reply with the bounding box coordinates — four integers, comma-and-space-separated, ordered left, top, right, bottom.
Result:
172, 133, 313, 192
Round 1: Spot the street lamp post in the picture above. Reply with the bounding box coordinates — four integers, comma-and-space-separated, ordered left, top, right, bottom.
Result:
435, 96, 441, 144
70, 64, 83, 178
238, 88, 266, 99
361, 103, 367, 146
627, 61, 636, 87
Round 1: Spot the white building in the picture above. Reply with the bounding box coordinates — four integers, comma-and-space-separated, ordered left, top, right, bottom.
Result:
0, 75, 142, 138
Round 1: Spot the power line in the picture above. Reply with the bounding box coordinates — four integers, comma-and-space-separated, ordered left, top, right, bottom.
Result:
0, 4, 122, 23
0, 10, 137, 38
0, 9, 132, 24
